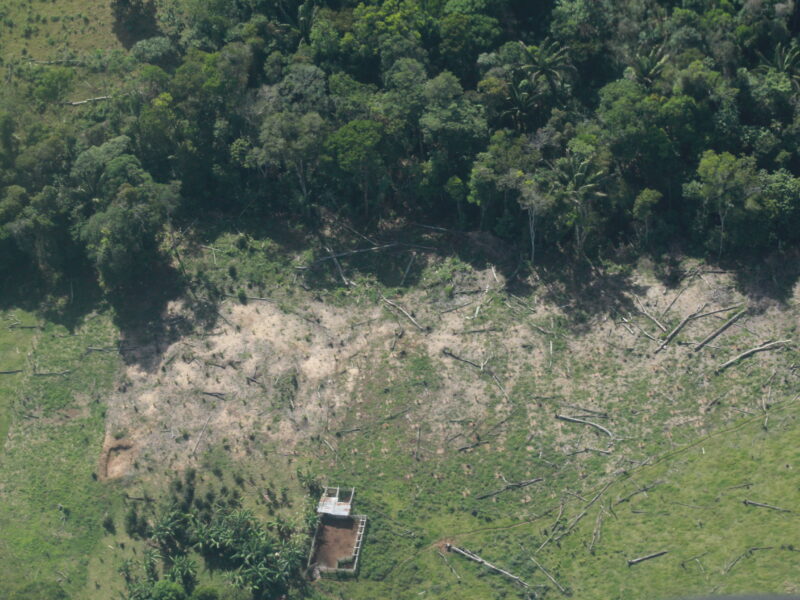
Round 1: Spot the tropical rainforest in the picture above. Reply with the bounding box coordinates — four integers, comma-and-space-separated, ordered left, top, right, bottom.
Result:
2, 0, 800, 300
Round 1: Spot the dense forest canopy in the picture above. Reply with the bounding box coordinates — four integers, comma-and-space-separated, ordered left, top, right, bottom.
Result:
2, 0, 800, 302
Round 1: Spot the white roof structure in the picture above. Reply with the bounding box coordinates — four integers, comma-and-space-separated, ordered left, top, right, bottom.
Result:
317, 486, 354, 517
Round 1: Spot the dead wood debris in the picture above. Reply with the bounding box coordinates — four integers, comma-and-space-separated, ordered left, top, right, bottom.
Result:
654, 303, 707, 354
724, 546, 773, 574
742, 499, 792, 513
477, 477, 543, 500
446, 544, 529, 588
693, 307, 747, 352
627, 550, 668, 567
555, 414, 614, 438
716, 340, 791, 373
381, 295, 426, 331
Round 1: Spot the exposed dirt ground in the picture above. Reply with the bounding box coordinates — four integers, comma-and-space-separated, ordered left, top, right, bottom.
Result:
101, 260, 798, 488
311, 515, 360, 568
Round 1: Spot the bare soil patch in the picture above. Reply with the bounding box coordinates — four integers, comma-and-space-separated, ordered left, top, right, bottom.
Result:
99, 433, 135, 480
311, 515, 359, 568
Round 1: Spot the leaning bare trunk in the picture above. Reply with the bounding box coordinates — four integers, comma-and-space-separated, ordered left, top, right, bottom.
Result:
528, 206, 536, 265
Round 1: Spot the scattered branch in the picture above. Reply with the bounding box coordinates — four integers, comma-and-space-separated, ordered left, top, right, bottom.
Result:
446, 545, 529, 588
400, 253, 416, 287
437, 550, 461, 580
690, 304, 743, 322
310, 243, 400, 265
615, 480, 664, 506
529, 554, 568, 595
716, 341, 791, 373
724, 547, 773, 574
381, 295, 425, 331
458, 440, 489, 452
477, 477, 543, 500
588, 504, 606, 553
439, 300, 475, 314
635, 297, 667, 332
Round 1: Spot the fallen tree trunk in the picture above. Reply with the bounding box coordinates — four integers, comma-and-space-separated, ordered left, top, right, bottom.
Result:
743, 499, 792, 512
655, 304, 707, 354
635, 297, 667, 332
191, 414, 212, 456
692, 307, 747, 352
716, 340, 791, 372
724, 546, 773, 574
63, 96, 113, 106
446, 544, 529, 588
555, 414, 614, 438
382, 296, 425, 331
477, 477, 543, 500
0, 369, 23, 375
529, 554, 568, 595
627, 550, 668, 567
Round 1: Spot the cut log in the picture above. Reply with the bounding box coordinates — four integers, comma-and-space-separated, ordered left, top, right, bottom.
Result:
555, 414, 614, 438
627, 550, 668, 567
692, 307, 747, 352
446, 544, 529, 588
716, 340, 791, 372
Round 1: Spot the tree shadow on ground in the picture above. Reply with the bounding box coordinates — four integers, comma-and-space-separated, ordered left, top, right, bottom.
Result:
727, 249, 800, 308
0, 258, 209, 375
111, 0, 161, 50
295, 216, 645, 329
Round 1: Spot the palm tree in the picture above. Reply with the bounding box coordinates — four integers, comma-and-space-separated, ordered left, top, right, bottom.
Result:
628, 45, 670, 87
757, 41, 800, 92
502, 75, 539, 132
548, 154, 607, 258
518, 38, 576, 98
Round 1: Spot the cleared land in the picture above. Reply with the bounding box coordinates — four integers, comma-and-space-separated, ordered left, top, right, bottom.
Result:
94, 226, 799, 599
1, 225, 798, 600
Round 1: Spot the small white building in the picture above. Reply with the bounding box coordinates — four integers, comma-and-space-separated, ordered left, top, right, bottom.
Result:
316, 486, 354, 517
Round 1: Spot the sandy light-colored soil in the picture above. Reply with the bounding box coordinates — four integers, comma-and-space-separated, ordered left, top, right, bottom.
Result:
101, 261, 797, 481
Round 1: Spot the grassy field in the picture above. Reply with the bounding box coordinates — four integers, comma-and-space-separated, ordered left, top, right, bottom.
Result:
0, 309, 121, 598
0, 0, 120, 59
